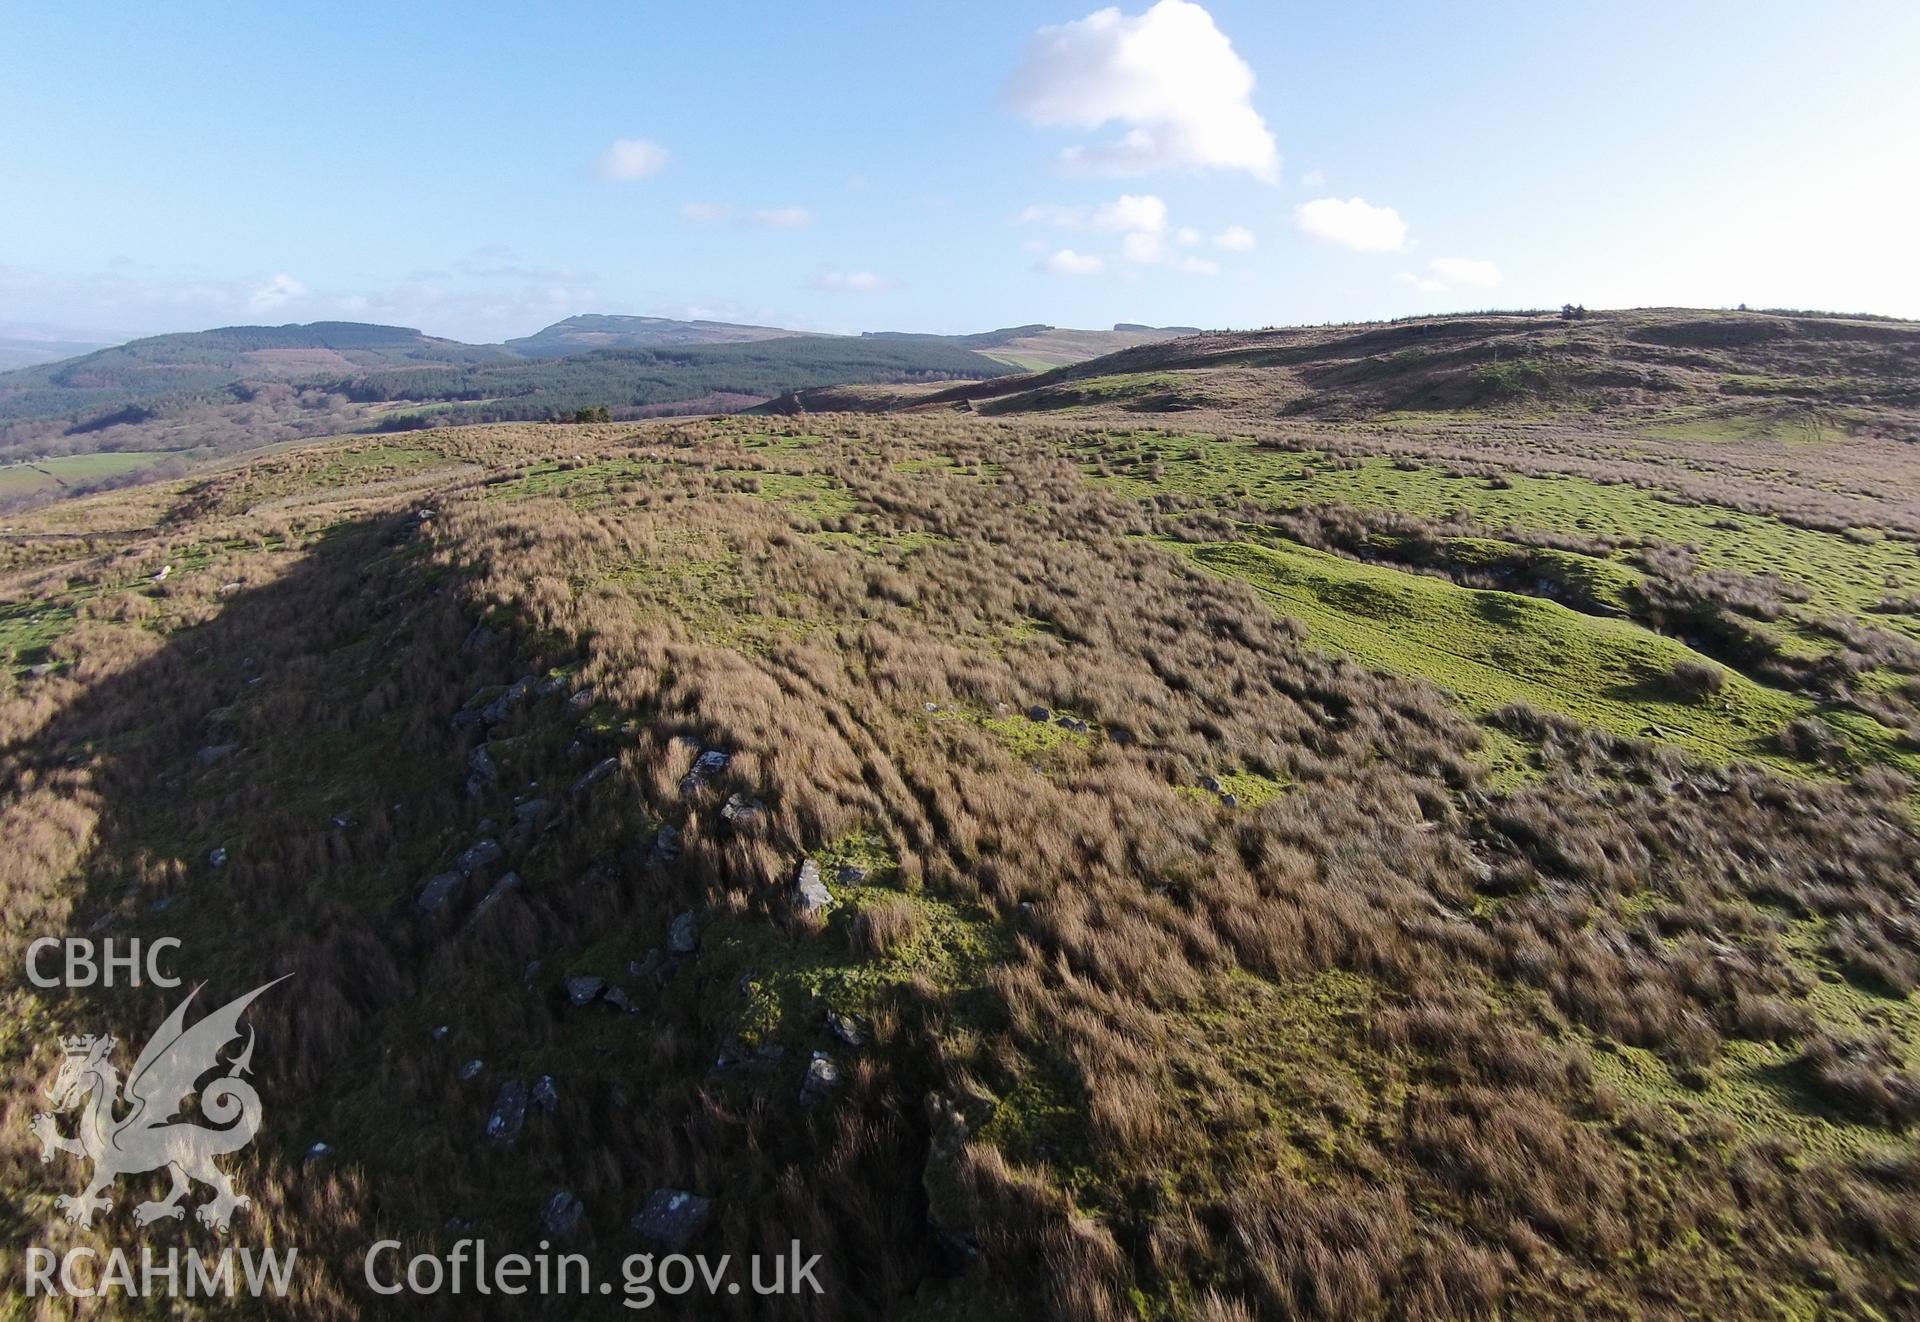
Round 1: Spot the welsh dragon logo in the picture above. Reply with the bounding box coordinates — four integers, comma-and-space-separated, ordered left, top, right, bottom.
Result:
30, 977, 288, 1232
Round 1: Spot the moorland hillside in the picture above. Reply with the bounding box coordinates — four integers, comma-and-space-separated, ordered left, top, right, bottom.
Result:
2, 309, 1918, 1317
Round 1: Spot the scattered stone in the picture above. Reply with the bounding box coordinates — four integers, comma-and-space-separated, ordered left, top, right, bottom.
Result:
603, 985, 635, 1014
330, 812, 353, 829
432, 1025, 450, 1041
1026, 705, 1051, 722
26, 662, 54, 679
532, 1075, 560, 1113
630, 949, 663, 980
668, 911, 700, 955
468, 873, 521, 924
1107, 725, 1137, 747
571, 757, 618, 797
678, 748, 731, 798
826, 1010, 866, 1048
194, 743, 238, 769
794, 858, 832, 917
1200, 776, 1222, 793
541, 1190, 585, 1239
207, 846, 229, 869
466, 746, 498, 797
648, 825, 681, 867
512, 798, 550, 825
460, 1059, 484, 1082
455, 839, 502, 875
800, 1052, 843, 1107
152, 564, 171, 583
565, 975, 605, 1007
567, 688, 595, 713
836, 864, 868, 886
303, 1142, 331, 1164
1220, 793, 1238, 808
720, 792, 764, 826
537, 674, 568, 698
630, 1189, 714, 1249
486, 1080, 528, 1143
461, 623, 498, 655
482, 677, 537, 726
416, 871, 465, 913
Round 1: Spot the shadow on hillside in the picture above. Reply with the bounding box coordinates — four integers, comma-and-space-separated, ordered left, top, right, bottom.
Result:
5, 504, 937, 1317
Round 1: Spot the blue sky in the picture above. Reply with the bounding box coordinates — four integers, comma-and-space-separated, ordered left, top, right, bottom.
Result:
2, 0, 1916, 342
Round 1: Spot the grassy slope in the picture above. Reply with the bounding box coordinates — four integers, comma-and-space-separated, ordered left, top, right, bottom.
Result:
1176, 538, 1806, 762
0, 450, 176, 498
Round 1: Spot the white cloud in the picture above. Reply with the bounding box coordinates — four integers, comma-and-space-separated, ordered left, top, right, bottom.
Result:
749, 206, 815, 231
1040, 248, 1105, 275
1398, 273, 1448, 293
1092, 193, 1168, 232
1427, 256, 1503, 288
1121, 230, 1165, 263
1175, 226, 1202, 247
1211, 224, 1256, 251
807, 270, 898, 292
1005, 0, 1278, 181
680, 201, 732, 223
596, 137, 670, 182
1298, 165, 1326, 190
248, 273, 307, 313
1293, 196, 1408, 252
1173, 255, 1219, 276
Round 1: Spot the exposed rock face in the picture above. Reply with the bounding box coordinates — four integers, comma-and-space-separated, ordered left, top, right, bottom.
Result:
486, 1080, 528, 1143
468, 872, 521, 924
416, 871, 465, 912
668, 911, 700, 955
194, 743, 237, 768
630, 1189, 714, 1249
482, 676, 537, 726
720, 792, 763, 825
571, 757, 618, 797
679, 748, 730, 798
466, 745, 497, 797
565, 975, 605, 1006
794, 859, 832, 916
455, 838, 502, 875
541, 1190, 585, 1238
800, 1052, 843, 1106
648, 825, 681, 867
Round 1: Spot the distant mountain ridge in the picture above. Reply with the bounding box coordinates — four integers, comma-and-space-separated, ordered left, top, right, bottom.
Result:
504, 314, 804, 357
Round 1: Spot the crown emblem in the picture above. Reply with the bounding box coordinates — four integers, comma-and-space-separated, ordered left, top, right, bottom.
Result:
59, 1034, 101, 1056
